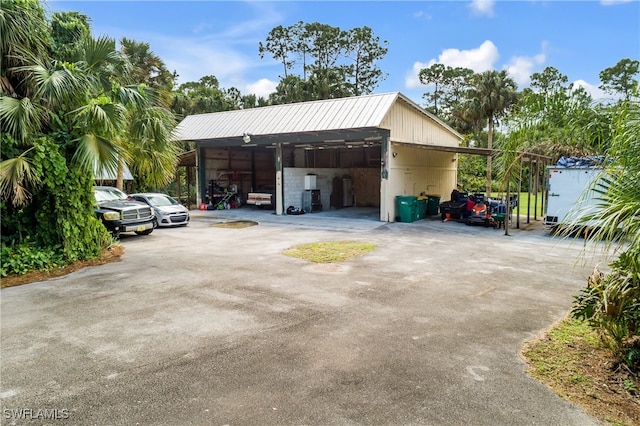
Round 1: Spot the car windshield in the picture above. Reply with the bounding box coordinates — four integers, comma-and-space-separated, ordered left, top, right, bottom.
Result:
147, 195, 178, 206
94, 187, 128, 202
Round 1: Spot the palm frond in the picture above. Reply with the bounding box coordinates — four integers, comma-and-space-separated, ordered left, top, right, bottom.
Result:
72, 133, 122, 177
115, 85, 148, 109
68, 100, 128, 138
0, 95, 45, 142
76, 35, 132, 91
128, 106, 176, 144
0, 149, 38, 207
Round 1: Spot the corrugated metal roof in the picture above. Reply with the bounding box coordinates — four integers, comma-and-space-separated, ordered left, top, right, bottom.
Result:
94, 163, 134, 181
174, 92, 460, 142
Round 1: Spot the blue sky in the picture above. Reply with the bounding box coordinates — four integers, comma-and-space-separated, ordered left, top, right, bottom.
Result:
48, 1, 639, 105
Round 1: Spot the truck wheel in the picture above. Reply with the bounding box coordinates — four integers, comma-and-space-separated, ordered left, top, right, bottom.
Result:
135, 229, 153, 236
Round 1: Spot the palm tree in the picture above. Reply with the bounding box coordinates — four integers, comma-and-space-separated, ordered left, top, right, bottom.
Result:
568, 98, 640, 362
463, 70, 518, 194
1, 1, 179, 265
2, 9, 179, 198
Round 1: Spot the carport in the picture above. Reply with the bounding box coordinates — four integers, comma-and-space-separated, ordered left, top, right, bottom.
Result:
174, 92, 463, 222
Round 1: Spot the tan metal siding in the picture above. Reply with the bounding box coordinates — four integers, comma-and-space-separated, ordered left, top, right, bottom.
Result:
381, 101, 460, 147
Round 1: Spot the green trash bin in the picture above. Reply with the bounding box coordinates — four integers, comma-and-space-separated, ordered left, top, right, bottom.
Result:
426, 196, 441, 216
396, 195, 417, 223
416, 198, 427, 220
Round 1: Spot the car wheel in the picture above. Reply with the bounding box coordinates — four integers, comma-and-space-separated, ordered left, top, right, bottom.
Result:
135, 229, 153, 236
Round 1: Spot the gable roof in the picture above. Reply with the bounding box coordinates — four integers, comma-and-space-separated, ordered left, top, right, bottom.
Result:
174, 92, 462, 144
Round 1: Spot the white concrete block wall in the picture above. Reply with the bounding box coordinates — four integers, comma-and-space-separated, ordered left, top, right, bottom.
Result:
283, 167, 350, 212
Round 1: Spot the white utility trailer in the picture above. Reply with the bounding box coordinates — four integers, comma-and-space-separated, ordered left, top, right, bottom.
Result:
544, 166, 606, 228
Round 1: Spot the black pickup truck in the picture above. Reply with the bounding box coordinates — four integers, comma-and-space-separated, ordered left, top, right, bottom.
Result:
93, 186, 155, 238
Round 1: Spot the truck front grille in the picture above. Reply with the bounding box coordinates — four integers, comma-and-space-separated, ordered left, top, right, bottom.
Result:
122, 207, 153, 220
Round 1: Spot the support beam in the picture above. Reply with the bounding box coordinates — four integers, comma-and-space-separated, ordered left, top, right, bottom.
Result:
197, 146, 207, 206
379, 131, 391, 222
275, 143, 283, 216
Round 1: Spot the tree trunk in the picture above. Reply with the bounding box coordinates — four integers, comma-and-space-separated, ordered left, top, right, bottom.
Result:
116, 156, 125, 191
504, 175, 510, 236
486, 117, 494, 196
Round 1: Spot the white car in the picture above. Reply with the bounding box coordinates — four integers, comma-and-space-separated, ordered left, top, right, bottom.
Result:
129, 193, 190, 227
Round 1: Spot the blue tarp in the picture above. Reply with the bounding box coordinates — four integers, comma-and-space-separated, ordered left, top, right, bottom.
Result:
556, 156, 605, 167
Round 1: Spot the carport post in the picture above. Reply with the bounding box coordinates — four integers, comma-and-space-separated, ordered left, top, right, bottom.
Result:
197, 146, 207, 206
533, 158, 540, 220
527, 157, 532, 224
517, 162, 522, 229
275, 143, 283, 215
379, 132, 391, 222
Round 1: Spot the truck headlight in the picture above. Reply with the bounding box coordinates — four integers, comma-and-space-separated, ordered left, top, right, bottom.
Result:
103, 211, 121, 221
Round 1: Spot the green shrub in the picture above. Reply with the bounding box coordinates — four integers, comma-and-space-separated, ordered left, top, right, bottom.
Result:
0, 242, 65, 277
572, 248, 640, 369
2, 137, 113, 276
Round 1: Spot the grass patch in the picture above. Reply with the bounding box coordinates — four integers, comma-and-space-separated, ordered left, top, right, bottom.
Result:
210, 220, 258, 229
490, 191, 545, 217
283, 241, 376, 263
522, 317, 640, 425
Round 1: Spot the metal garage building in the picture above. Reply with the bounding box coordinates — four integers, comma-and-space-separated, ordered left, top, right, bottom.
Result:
174, 92, 463, 222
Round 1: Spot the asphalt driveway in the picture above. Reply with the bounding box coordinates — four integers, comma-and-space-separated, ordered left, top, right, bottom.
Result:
1, 212, 606, 425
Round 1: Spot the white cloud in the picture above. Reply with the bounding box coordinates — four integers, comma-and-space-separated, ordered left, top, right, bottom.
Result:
405, 40, 499, 89
245, 78, 278, 98
413, 10, 432, 20
438, 40, 499, 71
600, 0, 634, 5
469, 0, 496, 17
405, 61, 429, 89
572, 79, 618, 102
159, 35, 253, 87
505, 51, 546, 87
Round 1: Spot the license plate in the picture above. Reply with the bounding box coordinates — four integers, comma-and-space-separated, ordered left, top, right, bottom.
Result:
136, 225, 146, 232
255, 202, 262, 206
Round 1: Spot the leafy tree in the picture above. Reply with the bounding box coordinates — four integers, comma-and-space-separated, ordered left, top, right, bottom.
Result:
456, 133, 487, 192
344, 26, 388, 96
50, 11, 91, 61
302, 22, 344, 73
268, 74, 308, 104
0, 0, 50, 97
462, 70, 518, 195
259, 21, 388, 101
419, 64, 474, 130
530, 66, 568, 97
419, 63, 447, 115
171, 75, 239, 115
599, 58, 639, 101
259, 24, 297, 79
240, 93, 267, 109
120, 37, 175, 93
500, 68, 623, 163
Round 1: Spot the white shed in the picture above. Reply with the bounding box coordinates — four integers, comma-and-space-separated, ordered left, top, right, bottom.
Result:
174, 92, 463, 222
